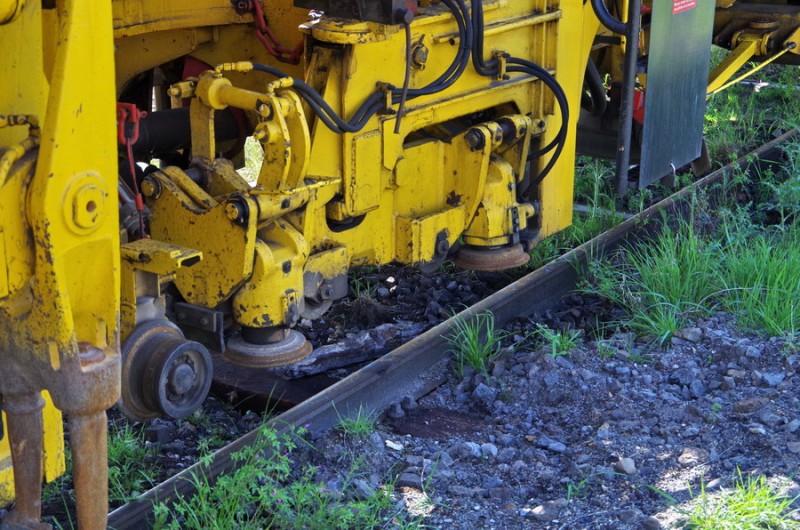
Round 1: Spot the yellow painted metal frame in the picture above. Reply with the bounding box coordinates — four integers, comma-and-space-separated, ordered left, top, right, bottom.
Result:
1, 0, 120, 526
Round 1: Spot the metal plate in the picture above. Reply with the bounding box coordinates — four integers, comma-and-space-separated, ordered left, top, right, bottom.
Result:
639, 1, 715, 187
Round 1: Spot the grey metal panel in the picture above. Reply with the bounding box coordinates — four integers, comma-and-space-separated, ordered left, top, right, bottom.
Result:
639, 1, 715, 187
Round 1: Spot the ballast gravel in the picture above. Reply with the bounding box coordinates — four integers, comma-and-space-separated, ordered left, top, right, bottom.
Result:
307, 306, 800, 529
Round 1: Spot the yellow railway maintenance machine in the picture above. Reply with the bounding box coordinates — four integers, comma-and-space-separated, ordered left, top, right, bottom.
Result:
0, 0, 798, 527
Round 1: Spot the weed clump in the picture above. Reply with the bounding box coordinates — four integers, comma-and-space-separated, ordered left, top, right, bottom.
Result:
446, 310, 509, 378
684, 472, 799, 530
582, 213, 800, 348
153, 425, 421, 530
335, 405, 377, 438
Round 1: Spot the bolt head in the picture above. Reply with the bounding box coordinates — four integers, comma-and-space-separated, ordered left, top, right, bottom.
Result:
141, 177, 160, 198
73, 185, 105, 229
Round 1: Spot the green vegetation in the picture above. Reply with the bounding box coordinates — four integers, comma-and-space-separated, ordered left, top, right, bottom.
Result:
335, 405, 377, 438
534, 323, 581, 358
528, 157, 623, 270
445, 310, 508, 378
705, 50, 800, 166
238, 136, 264, 185
44, 422, 160, 529
107, 423, 160, 502
350, 275, 376, 299
720, 225, 800, 341
581, 220, 720, 347
683, 472, 799, 530
582, 196, 800, 347
153, 425, 421, 530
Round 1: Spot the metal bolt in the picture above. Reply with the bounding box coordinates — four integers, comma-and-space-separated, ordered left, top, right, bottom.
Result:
411, 44, 429, 70
465, 129, 485, 151
168, 363, 195, 396
73, 184, 105, 229
321, 284, 334, 300
141, 177, 161, 199
224, 199, 248, 224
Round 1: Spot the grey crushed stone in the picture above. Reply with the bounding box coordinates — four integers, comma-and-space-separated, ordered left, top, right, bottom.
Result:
304, 312, 800, 529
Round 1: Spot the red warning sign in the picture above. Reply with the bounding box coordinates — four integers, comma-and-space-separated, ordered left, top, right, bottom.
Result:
672, 0, 697, 14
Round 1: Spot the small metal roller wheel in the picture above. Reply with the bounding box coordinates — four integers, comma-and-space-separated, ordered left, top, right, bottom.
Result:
453, 243, 530, 271
225, 327, 312, 368
119, 319, 213, 421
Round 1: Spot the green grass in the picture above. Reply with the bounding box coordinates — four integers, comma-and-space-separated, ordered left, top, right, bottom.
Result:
237, 136, 264, 185
704, 53, 800, 167
350, 276, 376, 299
445, 310, 508, 378
43, 421, 161, 529
719, 224, 800, 341
153, 425, 422, 530
528, 157, 623, 269
335, 405, 377, 438
534, 323, 581, 358
581, 220, 721, 346
582, 207, 800, 348
107, 423, 160, 503
684, 472, 800, 530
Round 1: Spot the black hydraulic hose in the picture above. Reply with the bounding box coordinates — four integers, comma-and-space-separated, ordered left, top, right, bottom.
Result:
590, 0, 626, 35
250, 0, 471, 134
252, 63, 367, 133
249, 0, 569, 191
470, 0, 499, 76
404, 0, 472, 97
582, 57, 608, 117
467, 0, 568, 188
394, 11, 414, 134
508, 62, 569, 189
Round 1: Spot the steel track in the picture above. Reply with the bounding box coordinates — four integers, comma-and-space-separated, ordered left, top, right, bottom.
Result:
108, 129, 797, 529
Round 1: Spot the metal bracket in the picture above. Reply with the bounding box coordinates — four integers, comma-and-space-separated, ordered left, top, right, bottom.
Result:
173, 303, 226, 353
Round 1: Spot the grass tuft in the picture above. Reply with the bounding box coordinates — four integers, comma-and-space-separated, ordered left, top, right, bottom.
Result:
335, 405, 377, 438
719, 224, 800, 340
581, 220, 721, 347
534, 324, 581, 358
446, 310, 508, 378
685, 472, 799, 530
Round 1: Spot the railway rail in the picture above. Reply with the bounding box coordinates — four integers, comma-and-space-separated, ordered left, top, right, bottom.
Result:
107, 130, 797, 529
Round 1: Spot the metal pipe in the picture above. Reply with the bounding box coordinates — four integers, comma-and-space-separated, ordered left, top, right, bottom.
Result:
614, 0, 641, 193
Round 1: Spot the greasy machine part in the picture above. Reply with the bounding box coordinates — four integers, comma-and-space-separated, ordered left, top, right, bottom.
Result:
119, 320, 213, 421
453, 243, 531, 271
225, 328, 313, 368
